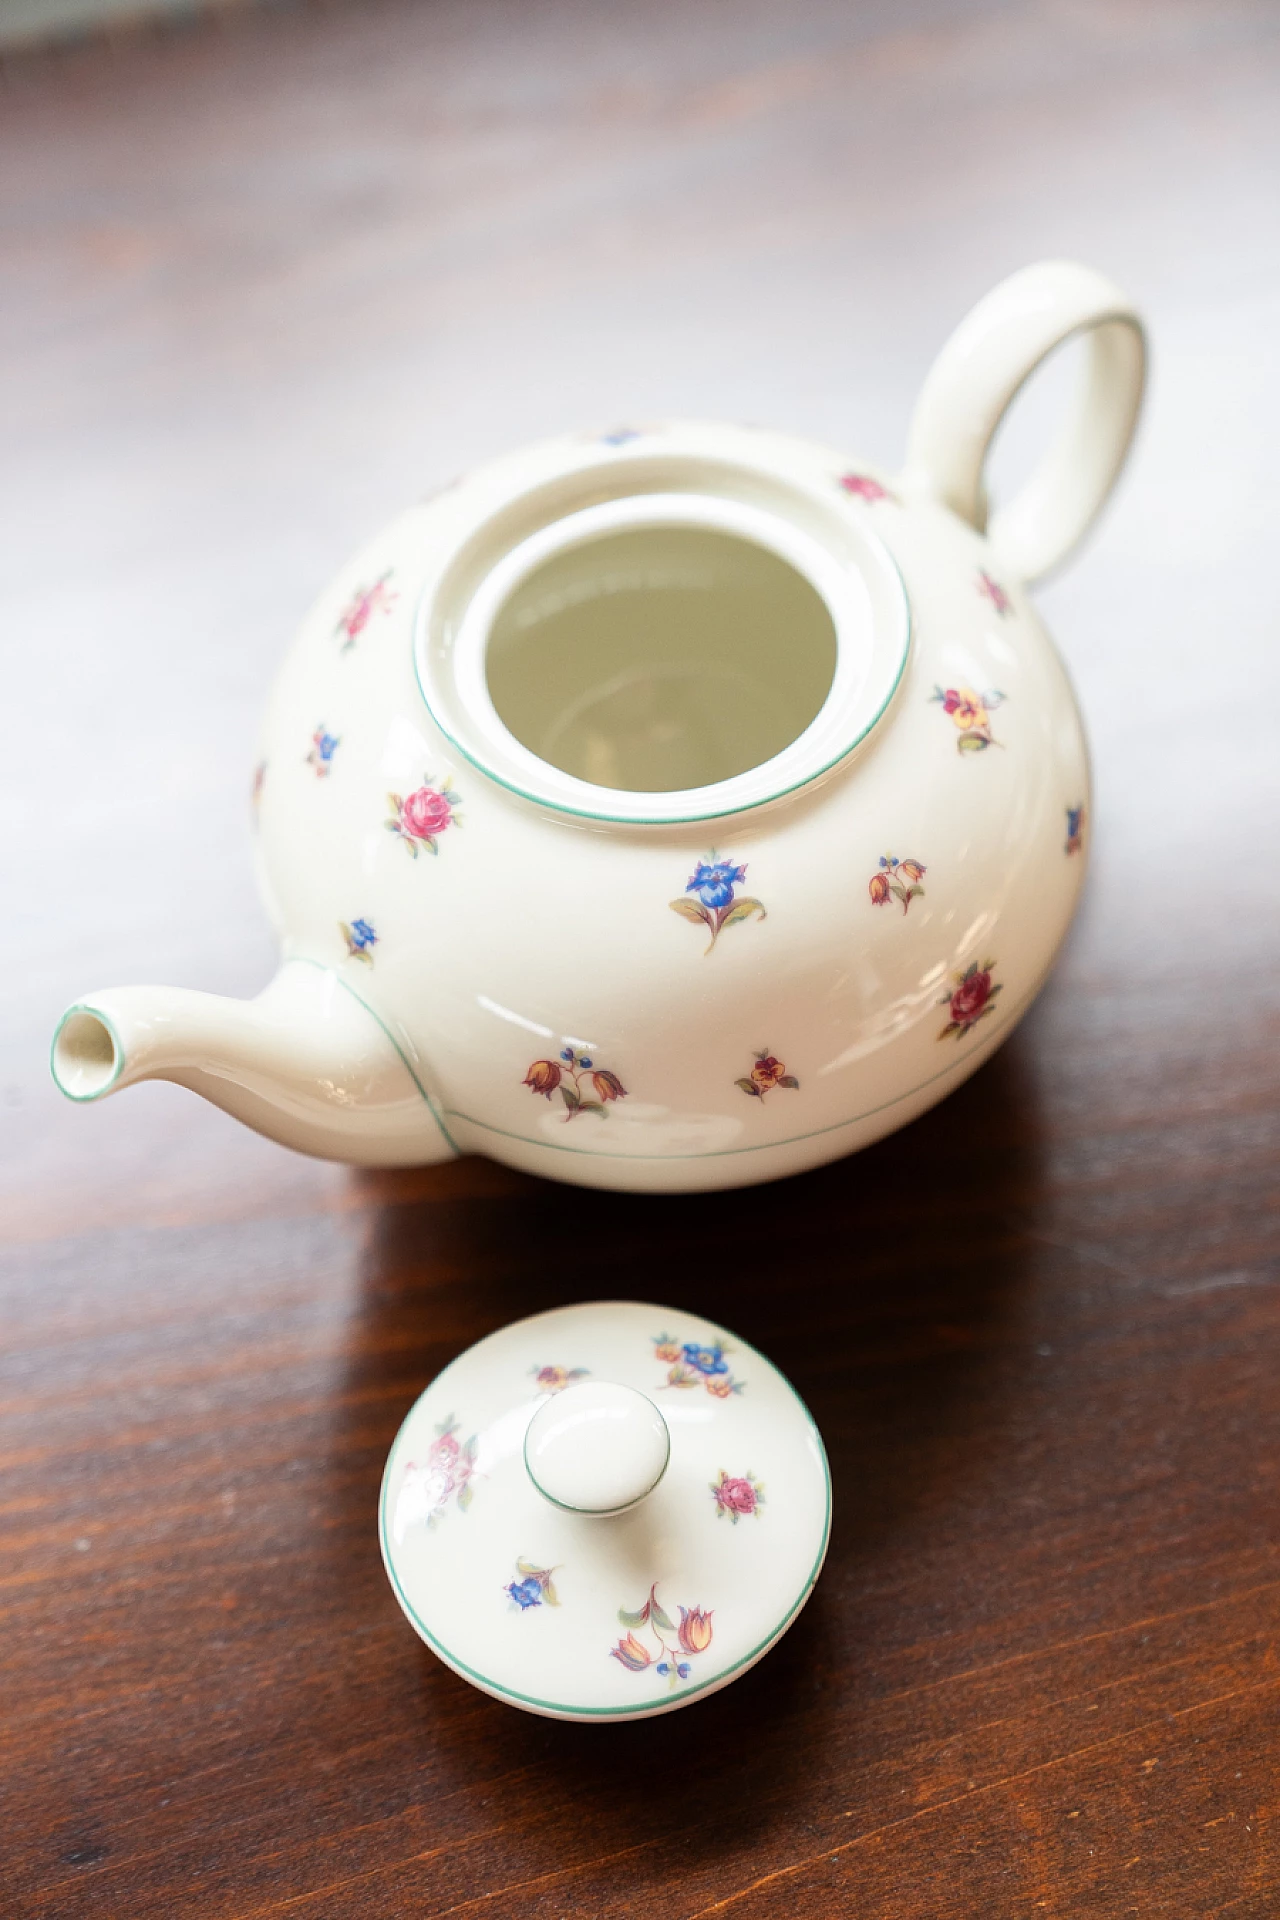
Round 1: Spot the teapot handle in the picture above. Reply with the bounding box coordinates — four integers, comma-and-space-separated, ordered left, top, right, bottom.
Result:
903, 261, 1146, 584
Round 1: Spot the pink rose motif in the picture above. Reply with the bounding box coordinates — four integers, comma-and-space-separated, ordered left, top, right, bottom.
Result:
949, 970, 993, 1026
386, 776, 461, 856
335, 572, 397, 648
401, 786, 454, 841
712, 1472, 763, 1522
839, 473, 894, 505
939, 960, 1002, 1039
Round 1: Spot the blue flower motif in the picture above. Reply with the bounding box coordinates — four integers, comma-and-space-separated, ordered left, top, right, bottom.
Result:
349, 918, 377, 950
560, 1048, 574, 1063
677, 1662, 690, 1678
579, 1056, 592, 1069
686, 860, 747, 911
682, 1341, 729, 1377
506, 1577, 543, 1610
316, 731, 338, 762
656, 1660, 669, 1675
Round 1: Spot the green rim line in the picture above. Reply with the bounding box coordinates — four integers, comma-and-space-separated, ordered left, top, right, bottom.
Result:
286, 956, 461, 1157
289, 908, 1073, 1168
438, 994, 1029, 1162
378, 1307, 832, 1718
410, 528, 912, 827
49, 1004, 126, 1102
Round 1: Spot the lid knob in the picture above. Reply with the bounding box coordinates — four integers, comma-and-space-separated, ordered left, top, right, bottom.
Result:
524, 1380, 670, 1516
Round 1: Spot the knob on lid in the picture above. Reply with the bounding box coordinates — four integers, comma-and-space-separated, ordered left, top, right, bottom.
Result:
525, 1380, 670, 1515
380, 1300, 831, 1721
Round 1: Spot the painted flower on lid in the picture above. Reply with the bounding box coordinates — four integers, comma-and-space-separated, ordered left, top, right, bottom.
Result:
523, 1046, 628, 1122
611, 1630, 653, 1671
712, 1469, 765, 1523
531, 1364, 590, 1394
306, 726, 340, 777
504, 1559, 560, 1610
335, 570, 397, 649
611, 1583, 714, 1691
930, 683, 1005, 753
654, 1331, 746, 1397
869, 854, 926, 916
386, 775, 461, 857
736, 1048, 799, 1101
977, 569, 1013, 617
1066, 802, 1086, 855
838, 472, 896, 505
670, 853, 766, 955
938, 959, 1003, 1040
391, 1413, 478, 1539
340, 917, 378, 964
678, 1605, 714, 1655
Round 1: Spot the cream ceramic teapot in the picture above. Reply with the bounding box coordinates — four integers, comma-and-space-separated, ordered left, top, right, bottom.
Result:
52, 261, 1144, 1193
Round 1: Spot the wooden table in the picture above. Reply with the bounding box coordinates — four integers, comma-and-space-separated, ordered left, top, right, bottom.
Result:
3, 2, 1278, 1912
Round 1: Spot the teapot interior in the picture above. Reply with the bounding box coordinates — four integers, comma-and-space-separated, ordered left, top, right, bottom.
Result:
483, 524, 837, 793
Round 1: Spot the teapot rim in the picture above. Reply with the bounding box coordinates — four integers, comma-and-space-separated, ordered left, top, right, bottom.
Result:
413, 447, 911, 827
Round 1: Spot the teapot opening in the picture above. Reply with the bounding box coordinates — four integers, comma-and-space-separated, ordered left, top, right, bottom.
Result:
483, 522, 837, 793
420, 478, 910, 826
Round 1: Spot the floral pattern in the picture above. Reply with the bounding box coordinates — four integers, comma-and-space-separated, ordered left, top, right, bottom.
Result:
531, 1364, 590, 1394
505, 1559, 560, 1609
335, 570, 397, 649
869, 854, 926, 915
611, 1584, 714, 1691
654, 1333, 746, 1398
839, 472, 896, 505
306, 726, 340, 777
711, 1469, 764, 1523
1066, 802, 1086, 855
340, 917, 378, 964
523, 1046, 627, 1122
931, 684, 1005, 752
386, 775, 461, 856
735, 1048, 799, 1102
938, 959, 1002, 1040
393, 1414, 478, 1536
977, 569, 1013, 617
670, 854, 766, 955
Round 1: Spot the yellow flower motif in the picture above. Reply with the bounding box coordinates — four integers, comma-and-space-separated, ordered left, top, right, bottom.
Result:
948, 688, 987, 731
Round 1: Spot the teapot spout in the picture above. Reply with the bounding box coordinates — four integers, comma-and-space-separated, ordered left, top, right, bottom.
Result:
50, 961, 457, 1168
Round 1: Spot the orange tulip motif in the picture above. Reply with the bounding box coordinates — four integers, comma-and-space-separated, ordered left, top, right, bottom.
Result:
869, 854, 926, 916
611, 1583, 714, 1691
523, 1046, 629, 1122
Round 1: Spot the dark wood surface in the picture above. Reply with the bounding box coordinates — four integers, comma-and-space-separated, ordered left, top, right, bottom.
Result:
3, 2, 1279, 1913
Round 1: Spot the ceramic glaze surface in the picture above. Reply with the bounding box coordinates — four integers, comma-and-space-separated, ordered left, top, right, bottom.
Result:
379, 1301, 831, 1721
51, 261, 1146, 1193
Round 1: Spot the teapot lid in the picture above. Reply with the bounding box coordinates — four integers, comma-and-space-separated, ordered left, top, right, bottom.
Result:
379, 1300, 831, 1720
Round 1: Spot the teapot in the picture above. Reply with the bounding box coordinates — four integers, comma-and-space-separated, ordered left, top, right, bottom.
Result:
51, 262, 1144, 1193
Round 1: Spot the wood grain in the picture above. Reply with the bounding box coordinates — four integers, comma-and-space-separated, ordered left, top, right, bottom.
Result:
1, 1, 1278, 1914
